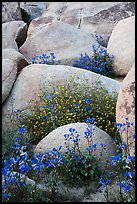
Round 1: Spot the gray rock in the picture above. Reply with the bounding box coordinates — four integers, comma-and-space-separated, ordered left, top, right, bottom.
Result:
2, 64, 121, 127
20, 2, 48, 20
2, 59, 17, 103
107, 16, 135, 76
35, 122, 117, 172
116, 63, 135, 156
40, 2, 135, 35
2, 48, 28, 103
2, 21, 28, 48
2, 2, 22, 23
2, 34, 18, 51
19, 20, 98, 65
2, 48, 29, 73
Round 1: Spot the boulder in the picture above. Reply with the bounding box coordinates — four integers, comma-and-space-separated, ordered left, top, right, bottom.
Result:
2, 21, 28, 48
82, 177, 133, 202
2, 2, 22, 23
116, 63, 135, 156
19, 20, 98, 65
2, 48, 29, 73
35, 122, 117, 172
20, 2, 48, 21
2, 34, 18, 51
107, 16, 135, 76
27, 16, 54, 38
2, 59, 17, 103
2, 64, 121, 127
2, 49, 28, 103
40, 2, 135, 35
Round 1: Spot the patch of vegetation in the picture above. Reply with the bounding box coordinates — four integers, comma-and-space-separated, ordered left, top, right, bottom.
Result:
95, 34, 110, 48
72, 44, 116, 78
17, 80, 120, 144
2, 119, 135, 202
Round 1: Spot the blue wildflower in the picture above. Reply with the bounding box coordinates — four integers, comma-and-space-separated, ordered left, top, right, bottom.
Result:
3, 194, 9, 199
18, 126, 27, 134
20, 181, 25, 186
132, 133, 135, 139
64, 133, 70, 139
75, 103, 81, 107
116, 123, 123, 128
120, 181, 126, 188
106, 179, 111, 184
115, 154, 122, 162
93, 144, 97, 148
86, 117, 95, 123
125, 185, 131, 192
84, 99, 91, 104
84, 131, 90, 138
71, 109, 75, 113
9, 157, 16, 166
86, 105, 92, 111
99, 178, 104, 185
125, 171, 135, 178
69, 128, 77, 133
100, 143, 107, 148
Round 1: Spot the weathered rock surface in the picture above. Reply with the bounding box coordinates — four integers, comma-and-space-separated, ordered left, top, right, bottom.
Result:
2, 64, 121, 127
82, 177, 134, 202
2, 48, 29, 74
20, 2, 48, 21
2, 59, 17, 103
35, 122, 117, 172
2, 49, 28, 103
1, 2, 135, 202
116, 63, 135, 156
2, 2, 22, 23
2, 34, 18, 51
2, 21, 28, 48
19, 20, 98, 65
107, 16, 135, 76
40, 2, 135, 35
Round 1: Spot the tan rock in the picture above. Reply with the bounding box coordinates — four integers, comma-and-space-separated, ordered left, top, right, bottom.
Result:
19, 20, 98, 65
2, 21, 28, 48
116, 63, 135, 156
20, 2, 48, 20
2, 48, 29, 73
40, 2, 135, 35
2, 34, 18, 51
2, 49, 28, 103
35, 122, 117, 172
2, 59, 17, 103
2, 2, 22, 23
2, 64, 121, 127
107, 16, 135, 76
2, 63, 121, 131
27, 16, 54, 38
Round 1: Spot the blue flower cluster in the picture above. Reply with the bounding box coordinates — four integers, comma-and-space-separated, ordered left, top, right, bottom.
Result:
116, 117, 134, 132
72, 44, 115, 77
98, 119, 135, 198
32, 53, 60, 65
2, 118, 135, 201
95, 34, 110, 48
2, 119, 98, 200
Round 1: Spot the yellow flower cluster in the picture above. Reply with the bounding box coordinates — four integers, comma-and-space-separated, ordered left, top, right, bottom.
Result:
19, 81, 119, 144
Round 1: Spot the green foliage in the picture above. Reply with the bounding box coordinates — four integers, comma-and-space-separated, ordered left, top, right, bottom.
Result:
3, 183, 51, 202
2, 119, 135, 202
18, 80, 120, 144
59, 152, 101, 187
73, 44, 116, 78
2, 128, 19, 163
